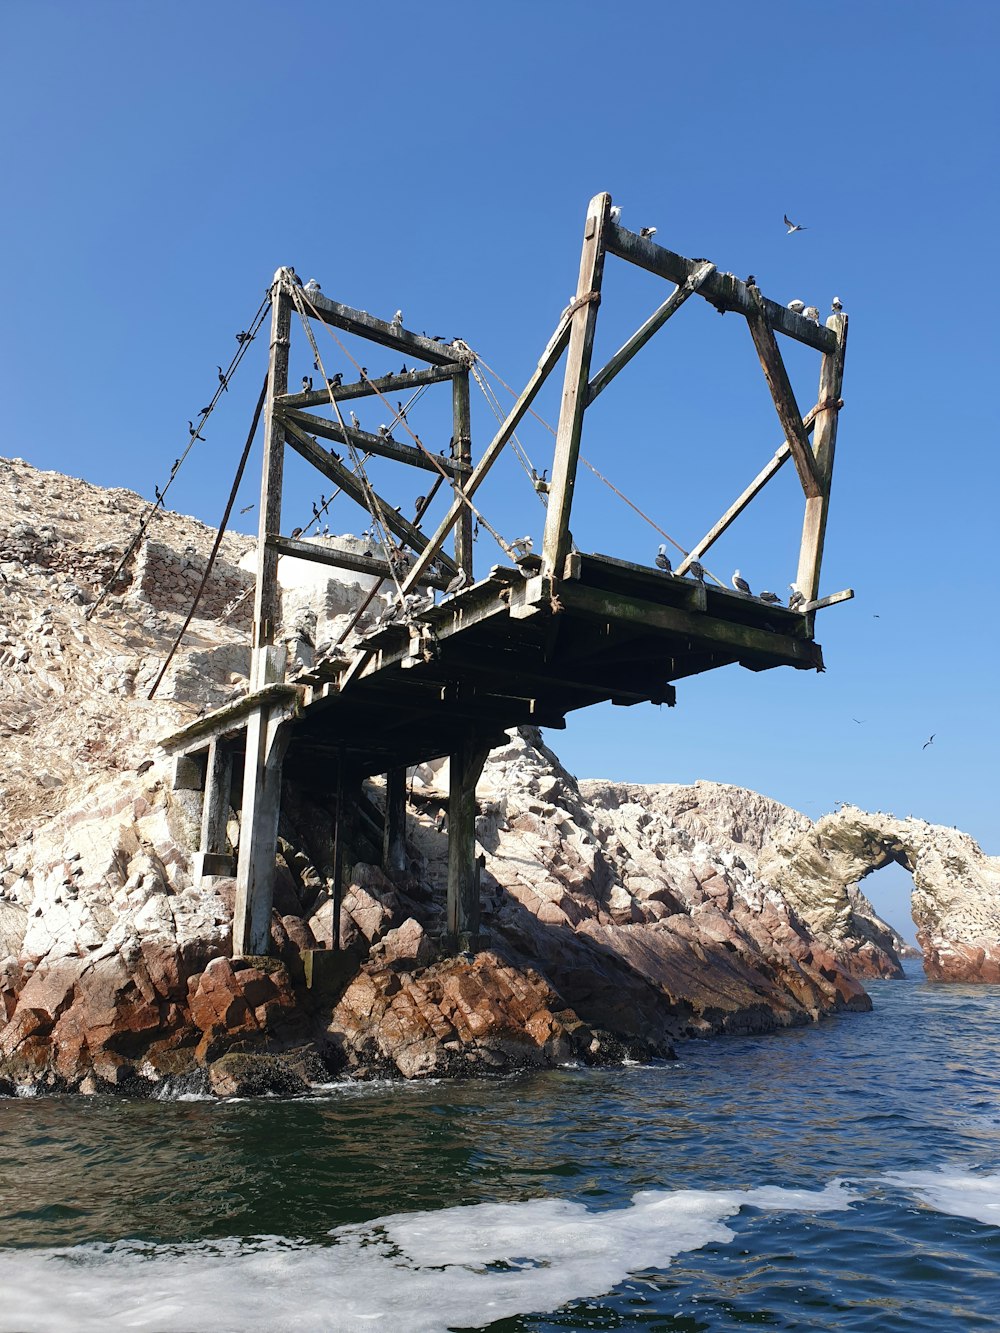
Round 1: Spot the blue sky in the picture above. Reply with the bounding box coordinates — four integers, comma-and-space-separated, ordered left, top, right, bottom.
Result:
2, 2, 997, 928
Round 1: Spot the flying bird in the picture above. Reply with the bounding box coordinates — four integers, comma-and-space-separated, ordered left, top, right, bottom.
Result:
922, 734, 936, 750
639, 226, 657, 239
732, 569, 751, 595
784, 214, 807, 234
655, 544, 672, 572
787, 299, 806, 314
832, 296, 843, 312
239, 503, 255, 514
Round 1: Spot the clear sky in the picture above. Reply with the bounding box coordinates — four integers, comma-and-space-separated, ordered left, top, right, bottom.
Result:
2, 0, 997, 901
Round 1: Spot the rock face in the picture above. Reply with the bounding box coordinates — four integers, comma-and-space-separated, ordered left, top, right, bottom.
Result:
0, 456, 993, 1096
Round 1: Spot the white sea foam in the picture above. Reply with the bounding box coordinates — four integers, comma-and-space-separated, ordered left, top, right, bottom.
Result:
881, 1168, 1000, 1228
0, 1181, 856, 1333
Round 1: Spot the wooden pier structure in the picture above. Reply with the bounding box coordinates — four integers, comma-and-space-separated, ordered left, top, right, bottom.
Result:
161, 191, 849, 958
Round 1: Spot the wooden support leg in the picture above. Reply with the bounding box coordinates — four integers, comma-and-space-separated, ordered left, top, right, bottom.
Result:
795, 313, 848, 603
331, 758, 345, 951
232, 706, 291, 957
383, 766, 407, 876
447, 737, 492, 952
541, 191, 611, 580
194, 740, 234, 880
452, 370, 474, 580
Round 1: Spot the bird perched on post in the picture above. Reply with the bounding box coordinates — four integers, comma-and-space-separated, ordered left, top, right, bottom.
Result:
732, 569, 751, 595
831, 296, 843, 313
444, 567, 468, 596
640, 226, 657, 239
687, 560, 705, 582
787, 299, 806, 314
327, 372, 342, 389
391, 309, 403, 331
759, 590, 781, 605
802, 306, 820, 324
788, 585, 806, 611
531, 467, 549, 494
350, 411, 360, 430
509, 536, 533, 560
609, 205, 622, 224
304, 278, 321, 295
783, 214, 807, 234
655, 544, 672, 572
301, 376, 313, 393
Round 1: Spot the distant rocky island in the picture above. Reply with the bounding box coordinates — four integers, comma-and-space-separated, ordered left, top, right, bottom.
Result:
2, 456, 998, 1097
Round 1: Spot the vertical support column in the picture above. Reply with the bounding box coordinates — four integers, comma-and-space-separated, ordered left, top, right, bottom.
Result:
194, 739, 234, 880
383, 766, 407, 875
331, 755, 345, 951
447, 737, 491, 952
452, 369, 474, 580
233, 274, 293, 956
541, 191, 612, 580
795, 312, 848, 603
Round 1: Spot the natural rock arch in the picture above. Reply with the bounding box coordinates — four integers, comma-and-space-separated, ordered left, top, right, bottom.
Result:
759, 807, 1000, 982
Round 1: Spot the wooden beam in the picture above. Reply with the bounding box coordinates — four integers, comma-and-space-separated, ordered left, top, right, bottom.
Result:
447, 735, 492, 951
277, 365, 459, 410
452, 369, 474, 579
675, 403, 826, 575
383, 767, 407, 874
296, 288, 467, 366
250, 273, 292, 662
265, 534, 451, 589
280, 407, 471, 477
796, 314, 848, 602
199, 739, 233, 860
282, 415, 458, 578
159, 683, 301, 753
804, 587, 853, 613
396, 314, 573, 596
744, 288, 822, 498
587, 261, 716, 403
557, 582, 821, 668
541, 191, 612, 578
605, 224, 837, 354
232, 701, 292, 957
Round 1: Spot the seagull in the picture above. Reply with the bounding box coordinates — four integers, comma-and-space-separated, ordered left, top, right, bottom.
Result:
787, 299, 806, 314
188, 421, 205, 440
509, 536, 533, 559
301, 376, 313, 393
350, 411, 360, 430
609, 205, 622, 224
531, 467, 549, 494
445, 567, 468, 596
788, 585, 806, 610
759, 590, 781, 604
217, 366, 228, 391
240, 503, 255, 514
287, 268, 303, 286
304, 278, 321, 294
922, 734, 936, 750
687, 560, 705, 582
655, 544, 672, 572
732, 569, 751, 595
639, 226, 657, 239
832, 296, 843, 312
784, 214, 807, 234
391, 309, 403, 331
803, 306, 820, 323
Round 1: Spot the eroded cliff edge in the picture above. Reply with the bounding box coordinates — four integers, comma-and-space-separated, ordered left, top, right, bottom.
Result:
1, 456, 995, 1096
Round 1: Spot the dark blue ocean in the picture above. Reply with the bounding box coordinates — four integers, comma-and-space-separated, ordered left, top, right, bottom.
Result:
1, 960, 998, 1331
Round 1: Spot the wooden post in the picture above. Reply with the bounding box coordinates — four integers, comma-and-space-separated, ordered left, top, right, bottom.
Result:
452, 370, 474, 579
447, 737, 491, 951
233, 272, 292, 956
541, 192, 611, 579
331, 755, 345, 950
194, 739, 233, 879
383, 766, 407, 875
796, 313, 848, 603
745, 288, 822, 499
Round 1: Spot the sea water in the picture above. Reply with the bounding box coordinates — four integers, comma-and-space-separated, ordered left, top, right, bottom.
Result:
1, 960, 998, 1331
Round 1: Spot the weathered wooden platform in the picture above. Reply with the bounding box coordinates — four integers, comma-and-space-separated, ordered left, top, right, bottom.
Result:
163, 551, 821, 785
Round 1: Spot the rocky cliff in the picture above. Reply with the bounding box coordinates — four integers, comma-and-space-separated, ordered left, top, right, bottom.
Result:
1, 456, 995, 1097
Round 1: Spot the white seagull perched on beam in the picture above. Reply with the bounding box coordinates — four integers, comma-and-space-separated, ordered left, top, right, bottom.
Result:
304, 278, 321, 295
655, 544, 672, 572
732, 569, 751, 595
391, 309, 403, 331
787, 299, 806, 313
640, 226, 657, 239
609, 205, 622, 224
784, 214, 807, 234
832, 296, 843, 312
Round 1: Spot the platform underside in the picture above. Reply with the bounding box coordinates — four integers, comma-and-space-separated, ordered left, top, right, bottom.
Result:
163, 553, 822, 785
